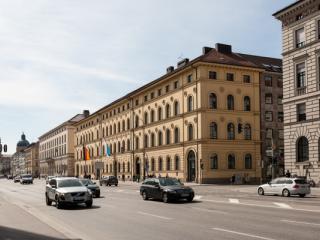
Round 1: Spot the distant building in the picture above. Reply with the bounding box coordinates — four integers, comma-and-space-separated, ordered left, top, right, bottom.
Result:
38, 111, 89, 177
274, 0, 320, 185
0, 154, 12, 175
24, 142, 39, 177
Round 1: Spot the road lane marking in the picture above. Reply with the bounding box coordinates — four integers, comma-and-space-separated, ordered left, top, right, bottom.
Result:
273, 202, 292, 209
281, 219, 320, 227
212, 228, 277, 240
229, 198, 239, 204
191, 207, 228, 215
137, 211, 172, 220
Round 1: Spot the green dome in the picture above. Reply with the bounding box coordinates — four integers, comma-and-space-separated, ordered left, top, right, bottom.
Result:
17, 132, 30, 147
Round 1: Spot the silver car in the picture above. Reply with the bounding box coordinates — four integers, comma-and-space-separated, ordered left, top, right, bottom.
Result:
258, 177, 311, 197
45, 177, 93, 209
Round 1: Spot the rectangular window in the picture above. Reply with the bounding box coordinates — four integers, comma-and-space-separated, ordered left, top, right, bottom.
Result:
318, 20, 320, 39
135, 99, 139, 106
165, 85, 170, 93
243, 75, 251, 83
150, 92, 154, 99
266, 128, 273, 139
296, 62, 306, 95
226, 73, 234, 81
278, 130, 284, 139
209, 71, 217, 80
278, 112, 284, 122
297, 103, 306, 121
265, 93, 273, 104
187, 74, 192, 83
144, 95, 148, 102
265, 111, 273, 122
174, 81, 179, 89
264, 75, 272, 86
158, 89, 162, 96
295, 28, 305, 48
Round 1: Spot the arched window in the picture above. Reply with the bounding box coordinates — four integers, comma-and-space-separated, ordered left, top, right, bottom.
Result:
174, 127, 180, 143
187, 96, 193, 112
244, 124, 251, 140
166, 157, 171, 171
188, 124, 194, 141
227, 123, 235, 140
135, 137, 140, 150
122, 120, 125, 132
122, 162, 125, 172
151, 110, 155, 123
127, 161, 130, 172
244, 154, 252, 169
175, 155, 180, 171
165, 104, 171, 118
210, 122, 217, 139
102, 128, 105, 137
144, 112, 148, 125
151, 133, 155, 147
227, 95, 234, 110
106, 164, 108, 173
151, 158, 155, 171
158, 107, 162, 121
318, 138, 320, 161
118, 142, 121, 153
297, 137, 309, 162
166, 129, 171, 145
118, 162, 120, 173
118, 122, 120, 133
127, 118, 130, 130
113, 124, 116, 134
209, 93, 217, 109
110, 126, 113, 135
158, 157, 163, 171
174, 101, 180, 116
210, 154, 218, 169
106, 127, 108, 136
127, 139, 130, 151
135, 115, 139, 128
110, 164, 113, 173
244, 96, 250, 111
158, 131, 163, 146
144, 134, 149, 148
113, 143, 116, 154
110, 144, 113, 154
228, 154, 235, 169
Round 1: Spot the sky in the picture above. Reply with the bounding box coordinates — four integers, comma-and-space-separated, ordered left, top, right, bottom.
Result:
0, 0, 293, 154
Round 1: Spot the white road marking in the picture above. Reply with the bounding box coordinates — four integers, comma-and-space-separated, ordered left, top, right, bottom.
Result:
137, 211, 172, 220
194, 195, 202, 200
191, 207, 228, 215
281, 219, 320, 227
212, 227, 277, 240
229, 198, 239, 204
273, 202, 292, 209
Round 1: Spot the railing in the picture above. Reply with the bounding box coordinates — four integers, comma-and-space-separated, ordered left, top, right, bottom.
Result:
295, 86, 306, 96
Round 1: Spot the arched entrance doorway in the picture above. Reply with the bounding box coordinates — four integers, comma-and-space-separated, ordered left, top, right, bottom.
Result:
187, 150, 196, 182
135, 158, 141, 176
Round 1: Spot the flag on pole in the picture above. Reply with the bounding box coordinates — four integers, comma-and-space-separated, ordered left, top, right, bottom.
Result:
83, 146, 90, 161
106, 144, 111, 157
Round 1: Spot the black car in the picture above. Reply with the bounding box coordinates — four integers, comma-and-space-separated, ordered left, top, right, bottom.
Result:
99, 176, 118, 186
80, 179, 100, 198
140, 177, 194, 203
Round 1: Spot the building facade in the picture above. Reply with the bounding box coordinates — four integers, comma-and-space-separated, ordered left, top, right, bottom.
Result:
24, 142, 39, 177
39, 111, 88, 177
0, 154, 12, 176
74, 43, 264, 184
274, 0, 320, 186
11, 133, 30, 176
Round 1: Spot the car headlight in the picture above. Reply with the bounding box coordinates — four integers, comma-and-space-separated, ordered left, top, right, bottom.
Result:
87, 189, 92, 195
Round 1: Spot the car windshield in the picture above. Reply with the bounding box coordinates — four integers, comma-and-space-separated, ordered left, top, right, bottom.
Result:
22, 174, 32, 178
159, 178, 181, 186
58, 179, 83, 188
80, 179, 94, 185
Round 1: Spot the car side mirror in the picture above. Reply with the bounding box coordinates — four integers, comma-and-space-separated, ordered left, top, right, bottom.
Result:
51, 184, 56, 189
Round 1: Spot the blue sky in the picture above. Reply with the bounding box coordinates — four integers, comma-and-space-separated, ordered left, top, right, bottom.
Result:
0, 0, 293, 154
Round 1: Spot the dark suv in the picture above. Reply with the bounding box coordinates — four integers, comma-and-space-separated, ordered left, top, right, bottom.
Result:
140, 177, 194, 203
99, 176, 118, 186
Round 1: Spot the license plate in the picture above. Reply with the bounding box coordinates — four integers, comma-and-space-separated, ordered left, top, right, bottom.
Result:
181, 194, 189, 197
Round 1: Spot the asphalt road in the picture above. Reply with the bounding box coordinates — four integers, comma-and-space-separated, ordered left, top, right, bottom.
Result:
0, 179, 319, 240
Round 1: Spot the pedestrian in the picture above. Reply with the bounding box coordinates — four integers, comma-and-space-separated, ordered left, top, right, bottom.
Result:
231, 174, 235, 185
285, 170, 291, 178
122, 174, 125, 182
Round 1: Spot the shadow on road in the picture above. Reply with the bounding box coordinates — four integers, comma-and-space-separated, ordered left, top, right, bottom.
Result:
54, 204, 101, 211
0, 226, 80, 240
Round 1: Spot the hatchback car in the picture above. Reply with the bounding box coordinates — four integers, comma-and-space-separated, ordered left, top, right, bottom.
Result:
13, 175, 21, 183
99, 176, 118, 186
80, 179, 100, 198
258, 177, 311, 197
140, 177, 194, 203
20, 174, 33, 184
45, 177, 93, 209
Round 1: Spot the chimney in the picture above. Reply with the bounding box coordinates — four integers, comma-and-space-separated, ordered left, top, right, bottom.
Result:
177, 58, 189, 68
83, 110, 90, 118
166, 66, 174, 73
215, 43, 232, 54
202, 46, 213, 55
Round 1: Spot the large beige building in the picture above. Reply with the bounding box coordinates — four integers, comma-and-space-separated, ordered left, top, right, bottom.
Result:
24, 142, 39, 177
74, 43, 265, 184
274, 0, 320, 186
39, 111, 88, 177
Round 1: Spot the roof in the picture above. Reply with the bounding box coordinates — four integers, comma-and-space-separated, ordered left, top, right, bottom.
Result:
273, 0, 305, 17
238, 54, 282, 73
74, 47, 267, 126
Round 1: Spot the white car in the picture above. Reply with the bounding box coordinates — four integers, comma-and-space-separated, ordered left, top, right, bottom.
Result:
258, 177, 311, 197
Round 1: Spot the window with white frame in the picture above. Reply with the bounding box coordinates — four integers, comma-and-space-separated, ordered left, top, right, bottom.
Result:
295, 28, 305, 48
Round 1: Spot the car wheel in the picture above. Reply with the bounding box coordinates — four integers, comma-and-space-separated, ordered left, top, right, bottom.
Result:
96, 193, 100, 198
142, 191, 148, 200
46, 194, 52, 206
258, 187, 264, 196
55, 196, 62, 209
115, 183, 118, 187
282, 189, 290, 197
187, 196, 194, 202
86, 200, 93, 208
162, 193, 169, 203
299, 194, 306, 198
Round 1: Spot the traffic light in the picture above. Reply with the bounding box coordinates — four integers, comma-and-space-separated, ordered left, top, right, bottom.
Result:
238, 123, 243, 133
4, 144, 7, 152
